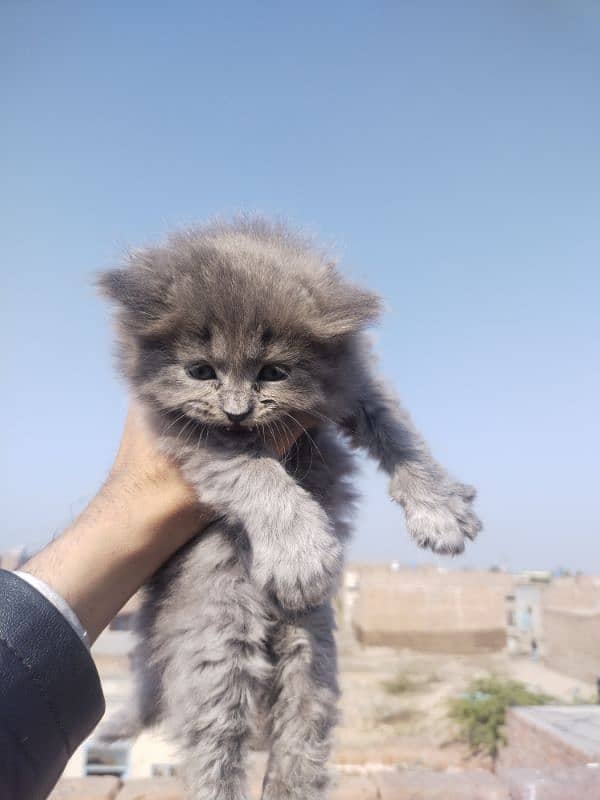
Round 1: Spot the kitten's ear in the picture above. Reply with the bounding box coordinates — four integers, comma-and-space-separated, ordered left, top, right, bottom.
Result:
97, 268, 145, 309
96, 267, 179, 338
311, 282, 383, 339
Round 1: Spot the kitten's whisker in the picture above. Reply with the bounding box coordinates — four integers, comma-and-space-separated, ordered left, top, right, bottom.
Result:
163, 414, 189, 442
262, 415, 280, 457
271, 417, 286, 459
160, 411, 189, 438
173, 420, 192, 450
174, 416, 196, 451
278, 416, 304, 479
269, 419, 290, 467
274, 415, 296, 469
257, 422, 267, 449
309, 409, 339, 428
281, 411, 326, 467
276, 418, 295, 471
301, 428, 315, 484
269, 408, 303, 477
290, 418, 313, 484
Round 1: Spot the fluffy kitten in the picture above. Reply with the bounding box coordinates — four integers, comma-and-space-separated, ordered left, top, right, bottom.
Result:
97, 217, 481, 799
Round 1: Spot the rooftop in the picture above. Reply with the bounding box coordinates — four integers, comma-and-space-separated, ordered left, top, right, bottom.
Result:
49, 766, 600, 799
511, 706, 600, 761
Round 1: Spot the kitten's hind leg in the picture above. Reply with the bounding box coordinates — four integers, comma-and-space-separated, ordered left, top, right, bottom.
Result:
159, 527, 272, 800
95, 606, 161, 742
262, 604, 339, 800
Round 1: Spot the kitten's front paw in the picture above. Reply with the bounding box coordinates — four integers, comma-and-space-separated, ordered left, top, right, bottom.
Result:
253, 502, 343, 612
394, 479, 482, 555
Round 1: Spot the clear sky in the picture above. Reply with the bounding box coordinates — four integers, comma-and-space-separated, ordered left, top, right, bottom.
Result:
2, 2, 599, 571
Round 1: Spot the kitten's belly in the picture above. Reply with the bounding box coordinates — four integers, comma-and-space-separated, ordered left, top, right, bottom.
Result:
146, 520, 277, 716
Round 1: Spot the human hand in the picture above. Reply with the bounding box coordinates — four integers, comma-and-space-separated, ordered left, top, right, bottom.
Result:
104, 404, 312, 545
21, 404, 310, 642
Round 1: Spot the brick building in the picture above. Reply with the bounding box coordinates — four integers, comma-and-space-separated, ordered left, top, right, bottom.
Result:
350, 566, 511, 653
536, 575, 600, 684
498, 705, 600, 770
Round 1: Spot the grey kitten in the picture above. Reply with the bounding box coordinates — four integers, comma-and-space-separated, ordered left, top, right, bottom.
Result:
97, 217, 481, 799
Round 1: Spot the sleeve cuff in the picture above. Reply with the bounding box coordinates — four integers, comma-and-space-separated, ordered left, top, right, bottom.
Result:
14, 570, 90, 649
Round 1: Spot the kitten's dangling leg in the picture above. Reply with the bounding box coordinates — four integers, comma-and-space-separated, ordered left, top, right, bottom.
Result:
179, 448, 344, 613
159, 527, 272, 800
342, 369, 481, 555
95, 597, 162, 742
262, 604, 339, 800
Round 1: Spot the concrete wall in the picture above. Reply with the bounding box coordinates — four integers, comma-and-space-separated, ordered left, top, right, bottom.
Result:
542, 576, 600, 611
498, 707, 600, 770
50, 768, 600, 799
351, 567, 510, 653
499, 709, 586, 770
538, 575, 600, 683
543, 607, 600, 684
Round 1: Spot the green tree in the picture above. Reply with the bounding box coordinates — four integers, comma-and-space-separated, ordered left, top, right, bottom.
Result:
448, 677, 552, 757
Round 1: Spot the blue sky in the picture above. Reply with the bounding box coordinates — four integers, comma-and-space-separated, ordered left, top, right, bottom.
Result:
2, 2, 599, 570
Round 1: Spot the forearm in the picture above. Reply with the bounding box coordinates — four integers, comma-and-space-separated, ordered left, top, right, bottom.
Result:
345, 380, 431, 477
22, 476, 213, 644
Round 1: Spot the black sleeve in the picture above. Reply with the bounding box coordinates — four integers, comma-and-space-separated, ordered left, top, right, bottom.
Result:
0, 569, 105, 800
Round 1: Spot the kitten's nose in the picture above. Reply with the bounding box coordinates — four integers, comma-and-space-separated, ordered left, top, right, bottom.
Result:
225, 409, 251, 423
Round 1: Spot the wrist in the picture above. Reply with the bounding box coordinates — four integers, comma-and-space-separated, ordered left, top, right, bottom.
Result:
23, 478, 213, 644
98, 470, 207, 552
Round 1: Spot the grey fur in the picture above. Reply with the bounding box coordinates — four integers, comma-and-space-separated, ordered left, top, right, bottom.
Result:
97, 217, 481, 798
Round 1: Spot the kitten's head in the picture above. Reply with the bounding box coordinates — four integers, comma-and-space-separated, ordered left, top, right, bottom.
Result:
98, 217, 381, 446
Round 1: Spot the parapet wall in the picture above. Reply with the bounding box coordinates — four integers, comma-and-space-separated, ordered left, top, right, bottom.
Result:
542, 576, 600, 611
498, 708, 591, 770
351, 568, 510, 653
498, 705, 600, 779
49, 768, 600, 799
353, 625, 506, 653
543, 606, 600, 684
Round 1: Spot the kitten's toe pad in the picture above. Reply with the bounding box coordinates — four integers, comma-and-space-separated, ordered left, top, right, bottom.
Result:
398, 482, 482, 556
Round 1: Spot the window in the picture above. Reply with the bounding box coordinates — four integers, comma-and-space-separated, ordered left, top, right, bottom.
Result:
109, 612, 134, 631
152, 763, 177, 777
85, 743, 129, 778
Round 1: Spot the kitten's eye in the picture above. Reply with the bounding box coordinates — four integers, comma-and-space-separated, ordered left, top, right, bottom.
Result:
185, 363, 217, 380
258, 364, 288, 382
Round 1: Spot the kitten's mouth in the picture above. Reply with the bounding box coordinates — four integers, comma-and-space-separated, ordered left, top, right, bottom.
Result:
212, 424, 259, 442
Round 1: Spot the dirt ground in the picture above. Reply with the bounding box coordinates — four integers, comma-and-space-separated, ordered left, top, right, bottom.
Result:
332, 631, 596, 771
